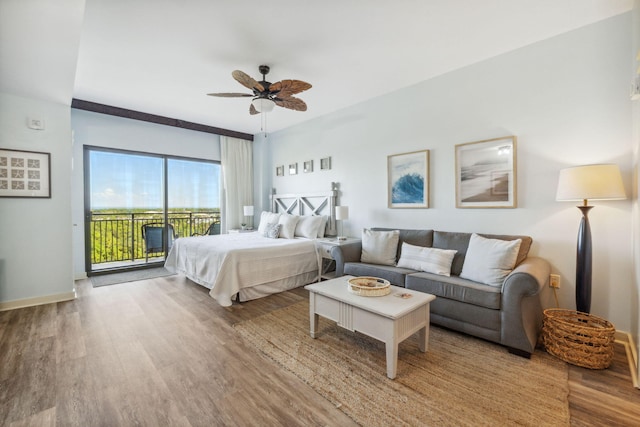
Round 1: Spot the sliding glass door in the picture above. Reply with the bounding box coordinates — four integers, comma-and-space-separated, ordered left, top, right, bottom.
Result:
85, 146, 220, 275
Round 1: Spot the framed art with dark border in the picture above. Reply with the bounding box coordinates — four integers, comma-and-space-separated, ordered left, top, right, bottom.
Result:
303, 160, 313, 173
0, 148, 51, 198
455, 136, 516, 208
276, 165, 284, 177
387, 149, 430, 208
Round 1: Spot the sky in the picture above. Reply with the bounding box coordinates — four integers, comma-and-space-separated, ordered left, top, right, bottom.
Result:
90, 150, 220, 210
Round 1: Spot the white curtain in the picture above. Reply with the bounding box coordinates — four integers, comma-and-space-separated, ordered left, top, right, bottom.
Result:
220, 136, 254, 232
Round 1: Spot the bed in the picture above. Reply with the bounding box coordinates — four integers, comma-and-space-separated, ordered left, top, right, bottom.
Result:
165, 185, 338, 306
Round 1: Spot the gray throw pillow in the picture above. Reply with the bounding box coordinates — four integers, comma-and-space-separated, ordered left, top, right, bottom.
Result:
264, 222, 281, 239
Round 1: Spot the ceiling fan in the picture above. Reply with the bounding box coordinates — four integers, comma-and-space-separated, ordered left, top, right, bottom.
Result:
207, 65, 312, 115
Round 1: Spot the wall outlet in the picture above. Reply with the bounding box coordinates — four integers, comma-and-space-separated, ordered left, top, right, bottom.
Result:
549, 274, 560, 288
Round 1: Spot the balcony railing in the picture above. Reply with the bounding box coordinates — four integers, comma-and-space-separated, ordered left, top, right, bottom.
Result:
90, 210, 220, 265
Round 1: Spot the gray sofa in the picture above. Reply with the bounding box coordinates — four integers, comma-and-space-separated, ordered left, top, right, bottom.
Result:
330, 228, 550, 357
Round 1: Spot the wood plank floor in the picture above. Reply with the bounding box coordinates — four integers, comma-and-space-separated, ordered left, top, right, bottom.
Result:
1, 274, 639, 426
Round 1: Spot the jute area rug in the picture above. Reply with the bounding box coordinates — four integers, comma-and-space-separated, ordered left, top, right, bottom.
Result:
234, 300, 570, 427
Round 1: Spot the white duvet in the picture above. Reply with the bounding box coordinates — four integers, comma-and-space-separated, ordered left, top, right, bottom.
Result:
164, 232, 319, 306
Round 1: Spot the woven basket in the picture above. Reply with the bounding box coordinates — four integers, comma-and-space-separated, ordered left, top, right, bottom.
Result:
347, 277, 391, 297
542, 308, 615, 369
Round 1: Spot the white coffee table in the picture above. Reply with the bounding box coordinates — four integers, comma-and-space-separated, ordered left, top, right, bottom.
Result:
305, 275, 436, 379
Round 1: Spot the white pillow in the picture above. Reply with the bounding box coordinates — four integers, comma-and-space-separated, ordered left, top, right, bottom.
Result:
257, 211, 281, 235
361, 229, 400, 266
278, 214, 299, 239
294, 215, 323, 239
316, 215, 329, 238
397, 242, 457, 276
460, 233, 522, 286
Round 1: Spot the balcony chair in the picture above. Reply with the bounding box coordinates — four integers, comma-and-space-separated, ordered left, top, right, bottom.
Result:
192, 222, 221, 236
141, 223, 177, 262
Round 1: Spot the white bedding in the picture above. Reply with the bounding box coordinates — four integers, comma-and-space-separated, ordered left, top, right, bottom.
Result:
164, 231, 319, 306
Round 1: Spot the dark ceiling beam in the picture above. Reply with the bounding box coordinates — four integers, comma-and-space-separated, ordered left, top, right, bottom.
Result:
71, 99, 254, 141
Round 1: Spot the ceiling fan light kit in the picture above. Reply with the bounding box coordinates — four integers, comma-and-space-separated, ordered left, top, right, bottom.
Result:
252, 97, 275, 113
208, 65, 311, 115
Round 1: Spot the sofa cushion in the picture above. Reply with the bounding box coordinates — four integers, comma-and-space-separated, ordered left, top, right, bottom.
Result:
361, 229, 400, 266
372, 228, 434, 261
344, 263, 413, 287
460, 233, 522, 286
433, 231, 532, 275
396, 242, 457, 276
406, 272, 502, 310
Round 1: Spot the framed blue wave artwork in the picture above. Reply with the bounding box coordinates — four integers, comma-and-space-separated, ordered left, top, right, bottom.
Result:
387, 149, 430, 208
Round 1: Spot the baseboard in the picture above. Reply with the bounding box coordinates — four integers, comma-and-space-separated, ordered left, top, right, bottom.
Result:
0, 290, 76, 312
615, 331, 639, 389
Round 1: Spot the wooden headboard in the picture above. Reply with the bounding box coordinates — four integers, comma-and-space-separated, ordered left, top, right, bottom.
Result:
271, 182, 338, 236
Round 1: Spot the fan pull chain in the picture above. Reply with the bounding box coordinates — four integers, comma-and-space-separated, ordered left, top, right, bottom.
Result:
261, 111, 268, 135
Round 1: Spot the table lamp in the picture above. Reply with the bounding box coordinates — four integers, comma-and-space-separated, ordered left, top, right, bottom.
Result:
556, 164, 626, 313
243, 205, 254, 230
335, 206, 349, 241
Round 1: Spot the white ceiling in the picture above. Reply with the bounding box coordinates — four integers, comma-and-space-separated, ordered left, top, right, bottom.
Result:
1, 0, 634, 135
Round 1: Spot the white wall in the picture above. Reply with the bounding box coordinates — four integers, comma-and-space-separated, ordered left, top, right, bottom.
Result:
0, 93, 74, 304
631, 0, 640, 385
70, 109, 221, 277
260, 14, 636, 332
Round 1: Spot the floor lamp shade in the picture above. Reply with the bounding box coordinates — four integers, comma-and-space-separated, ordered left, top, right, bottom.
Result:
556, 164, 626, 313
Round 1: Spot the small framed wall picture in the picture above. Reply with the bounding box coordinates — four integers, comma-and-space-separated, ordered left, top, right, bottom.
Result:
276, 165, 284, 177
303, 160, 313, 173
0, 148, 51, 198
320, 156, 331, 170
289, 163, 298, 175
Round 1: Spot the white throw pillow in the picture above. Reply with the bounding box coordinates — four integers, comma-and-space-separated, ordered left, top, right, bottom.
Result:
397, 242, 457, 276
294, 215, 324, 239
361, 229, 400, 266
278, 214, 299, 239
316, 215, 329, 238
460, 233, 522, 286
258, 211, 281, 235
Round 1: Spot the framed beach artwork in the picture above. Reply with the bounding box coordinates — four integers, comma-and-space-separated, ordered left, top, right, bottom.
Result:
289, 163, 298, 175
0, 148, 51, 198
455, 136, 517, 208
276, 165, 284, 177
387, 149, 430, 208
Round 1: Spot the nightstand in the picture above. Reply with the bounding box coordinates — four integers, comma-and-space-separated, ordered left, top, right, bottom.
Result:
316, 237, 361, 280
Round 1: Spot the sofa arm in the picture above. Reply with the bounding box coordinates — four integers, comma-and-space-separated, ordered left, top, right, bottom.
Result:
330, 241, 362, 277
501, 256, 551, 354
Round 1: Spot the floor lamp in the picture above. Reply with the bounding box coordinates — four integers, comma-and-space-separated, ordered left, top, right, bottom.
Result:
556, 164, 626, 313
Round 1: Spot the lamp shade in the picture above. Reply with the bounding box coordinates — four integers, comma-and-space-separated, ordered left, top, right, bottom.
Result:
251, 98, 275, 113
556, 164, 626, 203
243, 205, 254, 216
335, 206, 349, 220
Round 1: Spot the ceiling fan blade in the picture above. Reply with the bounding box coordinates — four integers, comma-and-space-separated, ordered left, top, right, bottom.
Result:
269, 80, 312, 98
232, 70, 265, 93
207, 92, 253, 97
274, 96, 307, 112
249, 103, 259, 115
